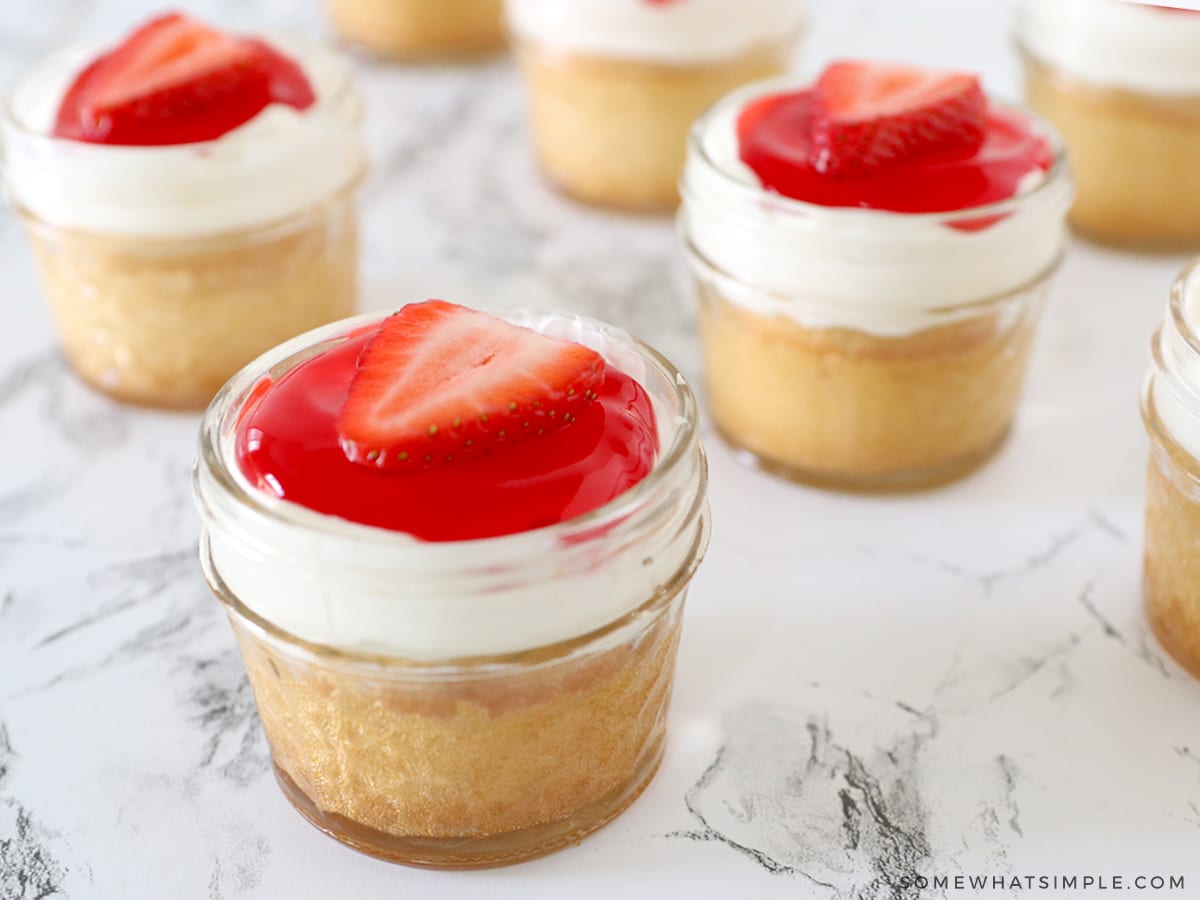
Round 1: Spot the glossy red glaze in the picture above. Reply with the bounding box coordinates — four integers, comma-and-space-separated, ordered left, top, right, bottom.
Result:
54, 14, 315, 146
236, 331, 659, 542
737, 89, 1053, 214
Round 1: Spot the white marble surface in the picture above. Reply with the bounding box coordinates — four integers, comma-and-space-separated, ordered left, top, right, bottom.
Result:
3, 1, 1200, 898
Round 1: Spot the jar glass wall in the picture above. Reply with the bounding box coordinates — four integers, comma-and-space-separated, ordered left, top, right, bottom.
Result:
20, 187, 359, 409
1142, 259, 1200, 681
1016, 0, 1200, 251
194, 311, 710, 868
690, 254, 1049, 489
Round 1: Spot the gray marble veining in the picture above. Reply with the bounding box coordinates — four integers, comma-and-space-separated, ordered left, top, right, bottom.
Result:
3, 0, 1200, 897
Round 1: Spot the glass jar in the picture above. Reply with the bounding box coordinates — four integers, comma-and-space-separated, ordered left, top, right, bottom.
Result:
193, 311, 710, 868
507, 0, 807, 212
1016, 0, 1200, 251
1142, 258, 1200, 682
679, 83, 1074, 491
325, 0, 505, 60
2, 37, 366, 409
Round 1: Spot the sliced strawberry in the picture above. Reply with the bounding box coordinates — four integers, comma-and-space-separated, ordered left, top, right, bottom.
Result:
54, 12, 315, 146
808, 61, 987, 178
338, 301, 607, 472
739, 90, 1051, 216
55, 12, 189, 141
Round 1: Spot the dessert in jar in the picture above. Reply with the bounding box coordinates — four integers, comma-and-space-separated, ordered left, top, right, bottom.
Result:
1142, 259, 1200, 681
1016, 0, 1200, 250
506, 0, 808, 211
193, 300, 710, 867
324, 0, 505, 60
3, 13, 366, 409
680, 61, 1074, 490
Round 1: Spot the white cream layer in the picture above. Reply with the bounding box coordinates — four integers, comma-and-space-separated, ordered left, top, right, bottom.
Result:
3, 35, 365, 238
1017, 0, 1200, 95
679, 81, 1074, 337
506, 0, 807, 64
199, 313, 704, 661
1152, 271, 1200, 463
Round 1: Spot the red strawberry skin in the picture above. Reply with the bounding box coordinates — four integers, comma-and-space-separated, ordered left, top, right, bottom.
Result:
809, 61, 987, 178
338, 301, 607, 472
54, 12, 188, 141
248, 39, 315, 110
737, 91, 1051, 214
54, 12, 315, 146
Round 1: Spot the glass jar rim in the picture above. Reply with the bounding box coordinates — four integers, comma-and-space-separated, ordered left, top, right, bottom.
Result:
195, 308, 708, 670
197, 308, 702, 555
1144, 257, 1200, 480
1148, 256, 1200, 433
1167, 256, 1200, 364
684, 76, 1071, 228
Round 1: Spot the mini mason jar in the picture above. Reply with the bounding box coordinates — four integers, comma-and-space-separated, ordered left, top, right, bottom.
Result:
507, 0, 807, 212
194, 311, 710, 868
3, 37, 366, 409
1016, 0, 1200, 250
1142, 259, 1200, 681
680, 84, 1074, 491
325, 0, 505, 60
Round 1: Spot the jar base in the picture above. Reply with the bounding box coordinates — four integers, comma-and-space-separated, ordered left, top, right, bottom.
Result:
716, 423, 1012, 493
1069, 222, 1200, 257
323, 0, 506, 63
62, 351, 219, 411
333, 34, 506, 64
271, 733, 665, 869
1021, 51, 1200, 252
537, 164, 679, 215
24, 190, 360, 413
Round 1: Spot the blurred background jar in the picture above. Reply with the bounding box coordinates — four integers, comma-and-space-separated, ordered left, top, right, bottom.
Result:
507, 0, 808, 212
325, 0, 506, 60
3, 34, 366, 409
1016, 0, 1200, 251
1142, 257, 1200, 681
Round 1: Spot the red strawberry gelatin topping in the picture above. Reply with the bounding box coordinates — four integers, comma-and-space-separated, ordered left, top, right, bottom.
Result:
737, 60, 1053, 214
54, 12, 315, 146
236, 302, 659, 542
